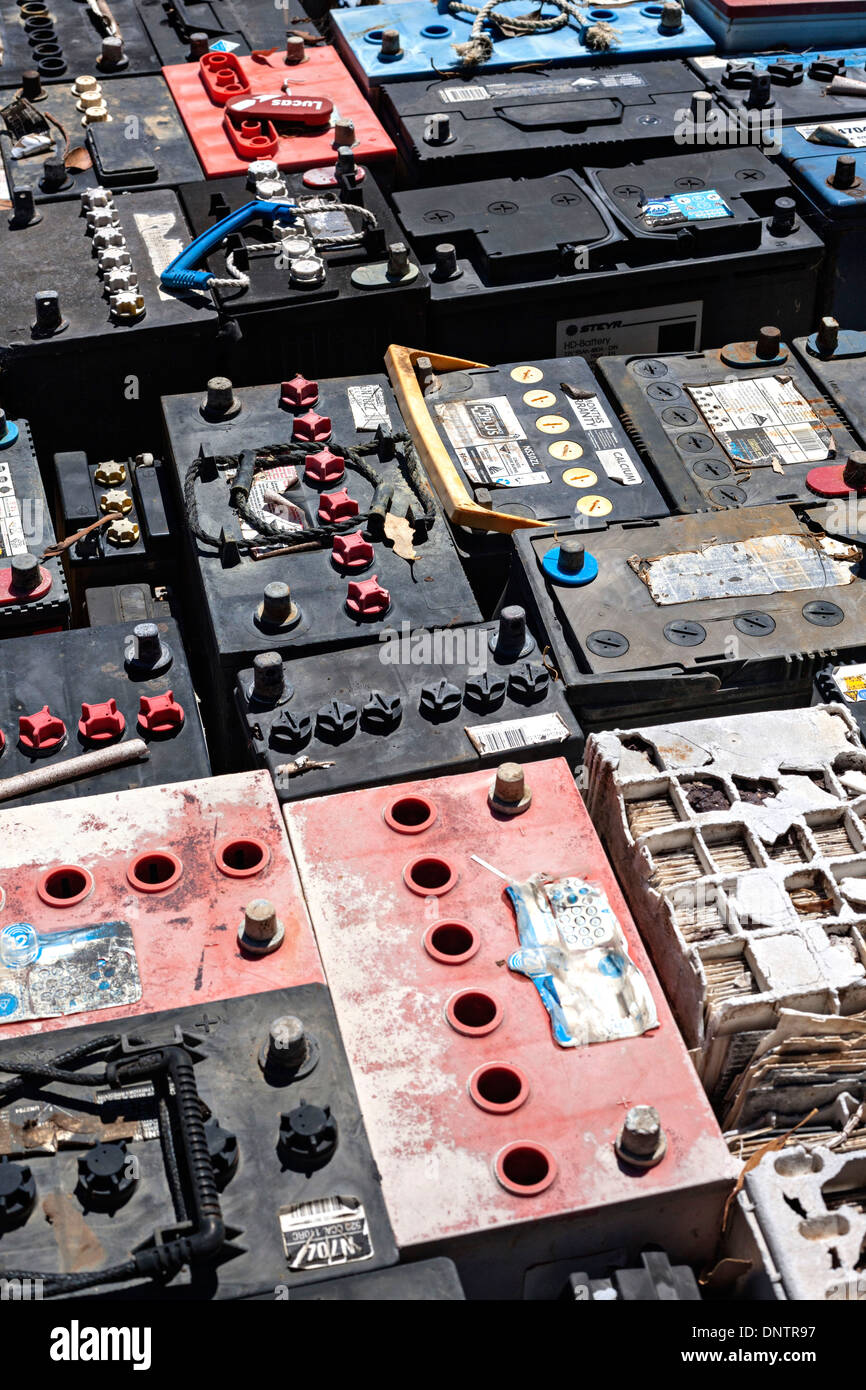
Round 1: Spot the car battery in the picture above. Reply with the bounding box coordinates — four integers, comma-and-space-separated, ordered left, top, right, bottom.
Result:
0, 187, 221, 458
0, 413, 69, 635
174, 163, 427, 381
583, 705, 866, 1112
381, 60, 720, 187
51, 449, 180, 617
386, 345, 671, 532
0, 769, 324, 1040
775, 126, 866, 321
84, 579, 174, 626
284, 756, 737, 1299
160, 372, 481, 764
0, 73, 203, 205
814, 656, 866, 749
234, 607, 582, 804
594, 328, 862, 513
512, 500, 866, 729
134, 0, 322, 65
329, 1, 715, 98
0, 0, 161, 89
689, 49, 866, 133
284, 1258, 465, 1300
389, 152, 825, 365
793, 318, 866, 451
0, 618, 209, 808
0, 984, 397, 1298
162, 48, 395, 179
684, 0, 866, 55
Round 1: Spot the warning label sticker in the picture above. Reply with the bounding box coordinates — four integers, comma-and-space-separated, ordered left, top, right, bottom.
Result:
435, 396, 549, 486
565, 397, 642, 485
686, 376, 831, 467
437, 72, 648, 102
280, 1195, 373, 1272
347, 383, 391, 432
831, 663, 866, 702
629, 532, 861, 607
0, 461, 26, 559
795, 119, 866, 149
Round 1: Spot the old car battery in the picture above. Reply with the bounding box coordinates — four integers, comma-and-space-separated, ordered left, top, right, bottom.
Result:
594, 329, 862, 513
175, 164, 427, 380
329, 1, 715, 97
512, 500, 866, 729
0, 0, 161, 88
684, 0, 866, 55
286, 1259, 465, 1300
0, 414, 69, 635
0, 984, 397, 1297
234, 607, 582, 803
0, 618, 209, 807
689, 49, 866, 131
0, 73, 204, 204
385, 345, 671, 532
389, 152, 825, 365
777, 130, 866, 321
381, 60, 720, 187
0, 187, 221, 458
52, 450, 180, 616
284, 757, 737, 1298
814, 656, 866, 748
160, 372, 481, 763
0, 769, 324, 1039
163, 48, 395, 179
135, 0, 322, 65
83, 580, 174, 626
793, 319, 866, 451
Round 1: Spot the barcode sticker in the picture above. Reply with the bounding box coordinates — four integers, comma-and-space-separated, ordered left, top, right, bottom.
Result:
439, 84, 490, 102
465, 711, 571, 756
279, 1194, 373, 1271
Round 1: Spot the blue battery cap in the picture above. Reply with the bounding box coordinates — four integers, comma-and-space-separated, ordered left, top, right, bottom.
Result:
541, 540, 598, 586
0, 418, 20, 449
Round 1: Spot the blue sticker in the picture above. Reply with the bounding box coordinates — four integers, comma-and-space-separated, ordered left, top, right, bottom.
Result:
598, 952, 626, 978
641, 190, 733, 227
0, 993, 19, 1017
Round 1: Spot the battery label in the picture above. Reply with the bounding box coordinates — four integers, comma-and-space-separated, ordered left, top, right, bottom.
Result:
437, 72, 648, 102
465, 711, 571, 756
828, 663, 866, 702
133, 211, 186, 303
640, 190, 733, 227
302, 207, 357, 239
347, 383, 391, 432
795, 119, 866, 148
556, 300, 703, 362
279, 1195, 373, 1271
564, 397, 642, 484
686, 377, 830, 467
0, 920, 141, 1024
0, 461, 26, 558
435, 396, 550, 486
234, 466, 304, 541
597, 447, 642, 486
629, 532, 861, 606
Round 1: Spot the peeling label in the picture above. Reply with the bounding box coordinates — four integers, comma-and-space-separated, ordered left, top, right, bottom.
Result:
796, 119, 866, 148
347, 383, 391, 432
133, 211, 185, 303
435, 397, 548, 486
628, 532, 861, 606
232, 465, 304, 541
437, 72, 648, 102
280, 1195, 373, 1271
686, 376, 830, 467
465, 711, 570, 756
0, 461, 27, 558
0, 920, 140, 1024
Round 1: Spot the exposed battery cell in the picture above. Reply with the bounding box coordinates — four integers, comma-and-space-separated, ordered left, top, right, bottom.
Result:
0, 73, 203, 204
0, 415, 69, 635
0, 985, 397, 1297
234, 607, 581, 803
0, 770, 323, 1038
135, 0, 322, 65
595, 331, 860, 512
386, 346, 670, 531
390, 152, 825, 364
329, 0, 715, 95
0, 618, 209, 807
163, 48, 395, 178
513, 501, 866, 727
160, 373, 481, 764
176, 166, 427, 380
0, 187, 221, 458
684, 0, 866, 55
381, 60, 718, 186
285, 757, 737, 1297
0, 0, 160, 88
583, 706, 866, 1126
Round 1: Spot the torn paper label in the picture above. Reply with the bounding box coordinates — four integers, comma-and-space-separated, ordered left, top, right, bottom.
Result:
232, 465, 304, 540
437, 398, 549, 485
796, 119, 866, 148
465, 711, 570, 757
434, 395, 525, 448
628, 532, 861, 606
506, 873, 658, 1047
0, 920, 140, 1024
686, 376, 831, 467
346, 383, 391, 432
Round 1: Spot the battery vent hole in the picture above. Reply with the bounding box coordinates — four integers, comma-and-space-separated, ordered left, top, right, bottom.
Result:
495, 1142, 557, 1195
423, 921, 479, 964
127, 852, 183, 893
38, 866, 93, 907
405, 855, 457, 896
384, 795, 437, 834
470, 1063, 528, 1113
447, 989, 502, 1035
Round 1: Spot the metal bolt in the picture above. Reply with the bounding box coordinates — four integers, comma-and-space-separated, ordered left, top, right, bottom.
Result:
833, 154, 857, 190
488, 762, 532, 816
333, 117, 355, 148
416, 355, 440, 395
285, 35, 306, 64
659, 0, 682, 28
10, 554, 41, 593
616, 1105, 667, 1167
202, 376, 240, 419
99, 35, 125, 68
380, 27, 401, 55
387, 242, 410, 277
252, 651, 285, 703
690, 90, 711, 123
755, 325, 781, 359
844, 451, 866, 489
433, 242, 459, 280
238, 899, 285, 956
817, 316, 839, 354
189, 31, 209, 58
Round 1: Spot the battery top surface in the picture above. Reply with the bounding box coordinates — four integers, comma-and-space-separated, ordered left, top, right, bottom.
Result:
690, 49, 866, 126
330, 0, 715, 87
780, 138, 866, 212
793, 327, 866, 442
596, 339, 860, 511
135, 0, 321, 64
517, 501, 866, 681
0, 0, 160, 86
